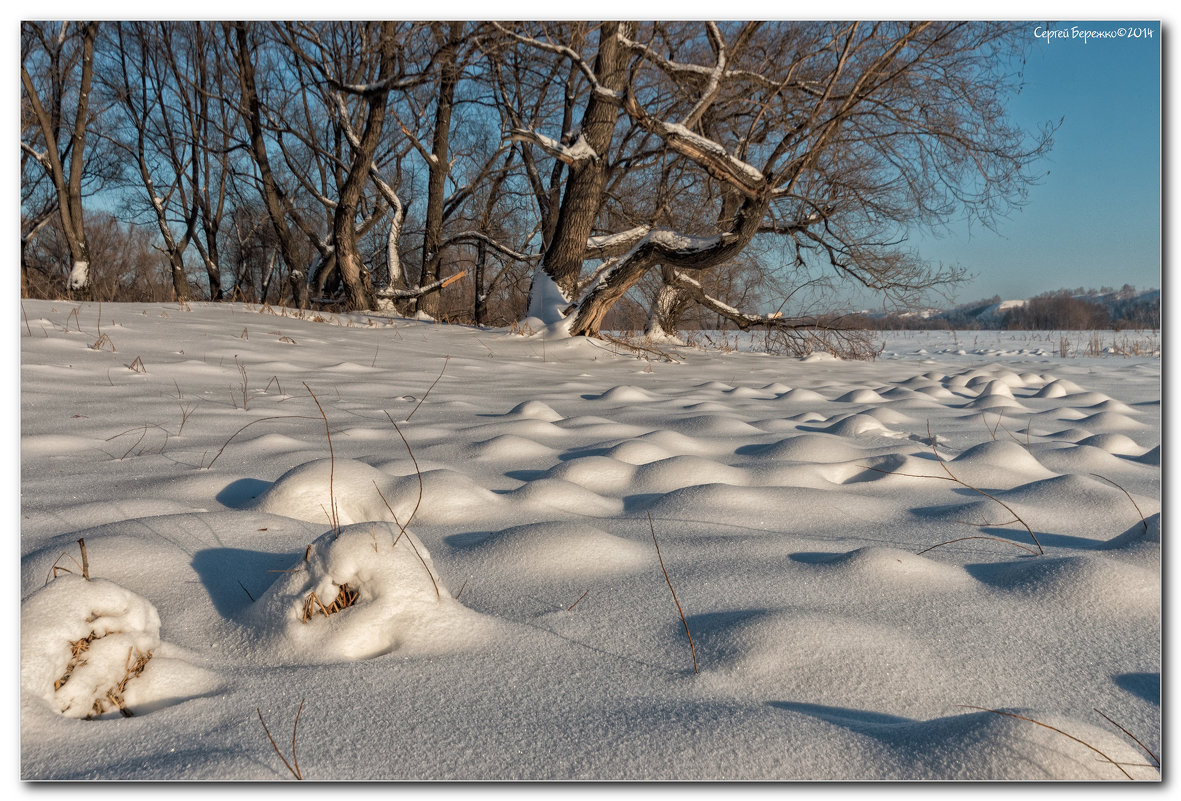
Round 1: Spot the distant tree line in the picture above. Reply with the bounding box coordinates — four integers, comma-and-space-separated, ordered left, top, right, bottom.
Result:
23, 21, 1054, 347
851, 285, 1159, 331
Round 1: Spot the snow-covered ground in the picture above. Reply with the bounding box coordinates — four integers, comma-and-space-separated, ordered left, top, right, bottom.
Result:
18, 300, 1160, 781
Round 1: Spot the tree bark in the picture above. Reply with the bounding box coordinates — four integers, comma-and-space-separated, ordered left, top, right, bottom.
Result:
229, 22, 308, 308
20, 22, 99, 299
540, 22, 632, 297
416, 22, 464, 318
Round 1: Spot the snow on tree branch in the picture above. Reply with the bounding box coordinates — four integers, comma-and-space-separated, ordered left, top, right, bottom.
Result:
509, 128, 597, 165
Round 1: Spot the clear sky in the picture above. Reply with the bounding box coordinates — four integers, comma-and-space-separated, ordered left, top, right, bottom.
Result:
909, 20, 1162, 304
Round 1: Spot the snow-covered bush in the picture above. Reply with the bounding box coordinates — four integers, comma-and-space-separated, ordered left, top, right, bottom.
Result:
243, 522, 496, 662
21, 575, 162, 719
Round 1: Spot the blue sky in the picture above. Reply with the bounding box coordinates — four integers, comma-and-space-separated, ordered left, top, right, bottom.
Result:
909, 20, 1161, 305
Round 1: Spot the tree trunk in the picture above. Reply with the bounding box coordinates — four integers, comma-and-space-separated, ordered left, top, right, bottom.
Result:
540, 22, 632, 297
331, 22, 399, 312
416, 22, 464, 318
229, 22, 308, 308
21, 22, 100, 300
473, 238, 488, 326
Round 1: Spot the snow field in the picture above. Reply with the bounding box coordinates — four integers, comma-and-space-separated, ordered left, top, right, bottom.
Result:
18, 300, 1160, 780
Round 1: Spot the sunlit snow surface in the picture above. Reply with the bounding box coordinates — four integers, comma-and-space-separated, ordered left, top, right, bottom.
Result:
19, 301, 1160, 780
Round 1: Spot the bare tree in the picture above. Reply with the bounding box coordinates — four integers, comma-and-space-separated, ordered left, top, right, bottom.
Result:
21, 21, 102, 299
497, 21, 1054, 342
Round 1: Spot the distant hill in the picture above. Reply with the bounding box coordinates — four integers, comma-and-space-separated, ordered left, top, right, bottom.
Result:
858, 286, 1160, 330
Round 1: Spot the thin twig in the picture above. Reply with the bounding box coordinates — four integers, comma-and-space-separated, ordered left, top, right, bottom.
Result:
303, 384, 338, 537
202, 415, 317, 468
383, 411, 424, 532
1090, 474, 1149, 534
1093, 708, 1160, 769
566, 590, 590, 611
256, 699, 305, 780
959, 706, 1132, 780
917, 536, 1040, 557
648, 512, 698, 674
77, 538, 89, 580
372, 483, 440, 599
405, 356, 450, 422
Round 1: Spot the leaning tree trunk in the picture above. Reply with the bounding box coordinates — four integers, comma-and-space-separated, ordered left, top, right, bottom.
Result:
539, 22, 633, 298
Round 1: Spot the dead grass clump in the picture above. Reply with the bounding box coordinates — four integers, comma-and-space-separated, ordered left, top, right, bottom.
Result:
301, 583, 359, 623
56, 638, 154, 719
91, 646, 154, 718
54, 633, 97, 690
90, 332, 116, 352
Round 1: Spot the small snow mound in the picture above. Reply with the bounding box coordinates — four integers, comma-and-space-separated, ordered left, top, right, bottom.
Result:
753, 433, 865, 463
504, 400, 563, 421
1134, 444, 1161, 465
462, 521, 649, 579
669, 414, 763, 437
775, 387, 828, 403
1073, 411, 1145, 431
1061, 391, 1115, 406
507, 477, 624, 517
1082, 399, 1139, 415
544, 455, 637, 494
22, 576, 161, 718
632, 455, 750, 494
1034, 379, 1084, 398
251, 459, 393, 526
592, 385, 660, 403
1102, 513, 1161, 551
465, 434, 557, 461
22, 434, 101, 457
815, 413, 889, 437
974, 379, 1015, 399
603, 439, 674, 465
836, 388, 887, 403
818, 546, 972, 588
1075, 433, 1142, 455
724, 385, 769, 399
243, 523, 491, 662
977, 554, 1158, 613
801, 351, 838, 362
951, 440, 1051, 477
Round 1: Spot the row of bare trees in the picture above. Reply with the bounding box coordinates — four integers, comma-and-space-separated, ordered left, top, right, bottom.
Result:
22, 21, 1054, 343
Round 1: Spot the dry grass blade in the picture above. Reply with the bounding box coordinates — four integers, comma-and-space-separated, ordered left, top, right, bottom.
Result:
405, 356, 450, 422
1089, 474, 1148, 534
958, 705, 1133, 780
304, 383, 339, 538
77, 537, 90, 580
648, 512, 698, 675
1093, 708, 1160, 769
373, 482, 440, 599
917, 535, 1040, 557
202, 415, 317, 468
923, 422, 1043, 555
236, 356, 250, 410
566, 590, 590, 611
382, 411, 424, 531
257, 699, 305, 780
